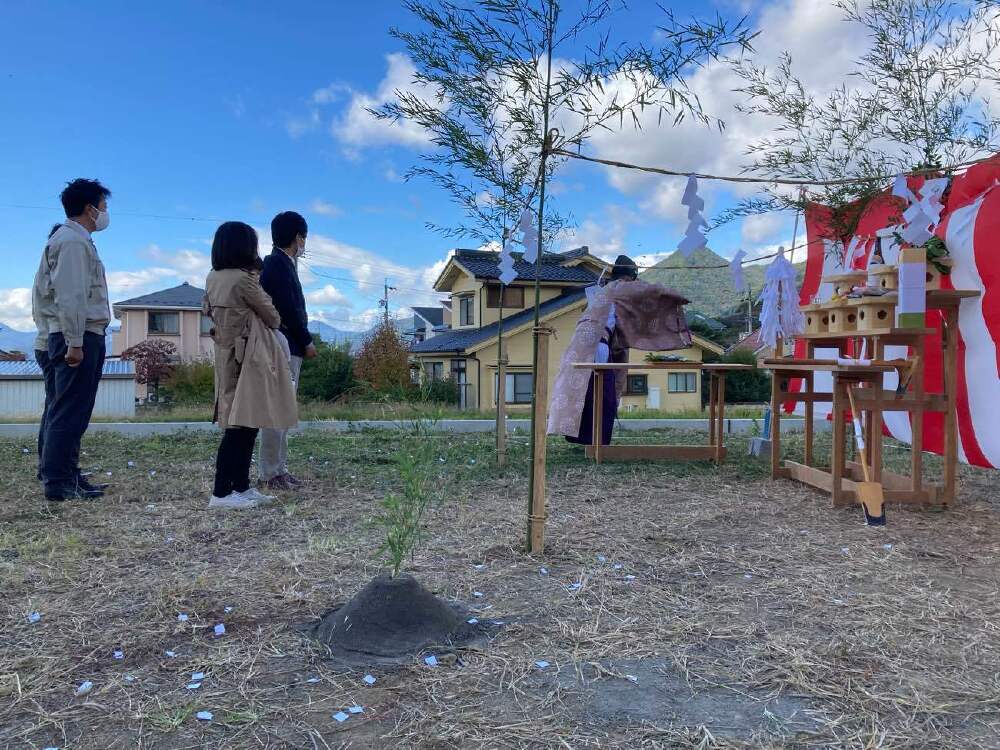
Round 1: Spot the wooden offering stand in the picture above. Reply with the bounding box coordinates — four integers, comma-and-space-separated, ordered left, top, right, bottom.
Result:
572, 361, 755, 464
762, 286, 979, 508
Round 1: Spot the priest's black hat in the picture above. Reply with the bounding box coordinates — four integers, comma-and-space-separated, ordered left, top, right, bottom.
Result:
610, 254, 638, 280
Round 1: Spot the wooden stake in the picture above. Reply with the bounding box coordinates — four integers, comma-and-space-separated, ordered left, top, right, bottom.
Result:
496, 350, 508, 469
527, 326, 551, 554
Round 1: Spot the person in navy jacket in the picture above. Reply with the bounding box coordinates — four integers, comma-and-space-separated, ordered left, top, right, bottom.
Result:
258, 211, 316, 489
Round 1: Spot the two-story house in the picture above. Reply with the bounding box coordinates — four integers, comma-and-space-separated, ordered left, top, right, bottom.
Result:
409, 247, 723, 413
112, 281, 214, 361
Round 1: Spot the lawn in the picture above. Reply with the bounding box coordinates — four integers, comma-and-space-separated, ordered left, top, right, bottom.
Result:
2, 428, 999, 748
72, 401, 768, 424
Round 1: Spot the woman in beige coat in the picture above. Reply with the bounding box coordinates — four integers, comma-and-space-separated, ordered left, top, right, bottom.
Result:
203, 222, 298, 509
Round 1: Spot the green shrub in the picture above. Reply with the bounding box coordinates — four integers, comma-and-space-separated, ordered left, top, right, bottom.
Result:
163, 359, 215, 404
298, 340, 355, 402
701, 348, 770, 405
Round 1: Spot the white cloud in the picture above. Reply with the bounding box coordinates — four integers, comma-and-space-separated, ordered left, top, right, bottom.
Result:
741, 213, 785, 243
330, 53, 437, 153
143, 245, 211, 281
306, 284, 351, 307
0, 287, 34, 331
286, 109, 321, 139
585, 0, 868, 208
310, 199, 343, 218
383, 165, 405, 183
312, 82, 351, 105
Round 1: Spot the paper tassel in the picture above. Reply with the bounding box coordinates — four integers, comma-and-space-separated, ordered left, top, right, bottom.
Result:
894, 174, 950, 247
729, 249, 747, 293
498, 238, 517, 286
758, 246, 805, 348
677, 175, 708, 257
516, 209, 540, 263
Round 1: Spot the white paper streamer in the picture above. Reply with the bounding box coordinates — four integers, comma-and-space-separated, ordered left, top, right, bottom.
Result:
729, 249, 747, 293
758, 246, 806, 347
677, 175, 708, 257
894, 174, 950, 246
516, 209, 540, 263
498, 238, 517, 286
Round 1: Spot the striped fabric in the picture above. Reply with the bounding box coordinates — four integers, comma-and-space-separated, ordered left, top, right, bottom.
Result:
790, 155, 1000, 469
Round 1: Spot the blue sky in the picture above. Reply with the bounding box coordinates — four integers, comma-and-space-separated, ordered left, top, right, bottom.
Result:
0, 0, 864, 332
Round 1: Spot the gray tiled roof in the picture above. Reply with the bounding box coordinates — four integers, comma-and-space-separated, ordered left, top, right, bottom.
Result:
115, 282, 205, 309
0, 359, 135, 379
411, 290, 586, 354
452, 248, 599, 284
411, 306, 445, 327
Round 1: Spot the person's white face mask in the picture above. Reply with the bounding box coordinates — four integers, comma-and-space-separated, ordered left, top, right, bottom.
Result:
90, 205, 110, 232
296, 237, 306, 258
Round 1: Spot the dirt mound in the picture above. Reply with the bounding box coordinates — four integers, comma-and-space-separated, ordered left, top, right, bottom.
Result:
314, 574, 479, 661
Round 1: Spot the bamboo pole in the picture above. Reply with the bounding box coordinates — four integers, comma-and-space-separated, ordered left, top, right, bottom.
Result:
528, 326, 551, 553
526, 0, 555, 555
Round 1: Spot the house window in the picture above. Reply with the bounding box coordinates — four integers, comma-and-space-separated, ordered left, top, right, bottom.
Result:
668, 372, 698, 393
427, 362, 445, 381
450, 359, 467, 382
625, 374, 648, 395
148, 311, 180, 335
486, 285, 525, 309
459, 296, 474, 326
199, 313, 213, 336
495, 372, 533, 404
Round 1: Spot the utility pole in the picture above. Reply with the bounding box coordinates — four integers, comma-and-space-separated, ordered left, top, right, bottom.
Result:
747, 286, 753, 335
380, 278, 397, 325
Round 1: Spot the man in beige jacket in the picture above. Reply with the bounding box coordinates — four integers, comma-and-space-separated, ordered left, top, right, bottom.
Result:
32, 179, 112, 502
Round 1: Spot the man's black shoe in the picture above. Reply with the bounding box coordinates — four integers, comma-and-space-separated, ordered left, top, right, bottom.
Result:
45, 485, 103, 502
78, 475, 110, 493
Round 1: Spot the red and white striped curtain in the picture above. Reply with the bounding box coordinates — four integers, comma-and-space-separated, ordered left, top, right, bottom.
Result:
788, 155, 1000, 469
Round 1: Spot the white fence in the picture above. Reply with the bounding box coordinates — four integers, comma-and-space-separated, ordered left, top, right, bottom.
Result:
0, 360, 136, 419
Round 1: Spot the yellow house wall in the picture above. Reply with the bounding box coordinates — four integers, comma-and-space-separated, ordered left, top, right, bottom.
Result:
619, 345, 705, 413
449, 274, 479, 329
478, 284, 564, 327
113, 308, 213, 399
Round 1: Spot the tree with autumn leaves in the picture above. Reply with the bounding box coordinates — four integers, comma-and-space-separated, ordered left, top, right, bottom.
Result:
121, 339, 177, 402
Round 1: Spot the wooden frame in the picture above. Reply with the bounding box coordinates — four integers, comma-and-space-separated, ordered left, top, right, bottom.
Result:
763, 289, 979, 510
571, 362, 754, 465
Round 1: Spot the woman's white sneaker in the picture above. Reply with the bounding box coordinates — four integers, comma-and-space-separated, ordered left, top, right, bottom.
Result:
208, 491, 260, 509
242, 487, 276, 503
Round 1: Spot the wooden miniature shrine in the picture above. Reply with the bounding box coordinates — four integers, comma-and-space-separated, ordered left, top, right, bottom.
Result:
572, 361, 755, 464
763, 255, 980, 509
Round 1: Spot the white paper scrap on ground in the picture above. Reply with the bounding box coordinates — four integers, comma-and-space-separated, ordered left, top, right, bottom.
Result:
624, 575, 636, 581
333, 711, 349, 723
177, 613, 189, 622
192, 672, 205, 681
539, 567, 548, 576
534, 660, 549, 669
884, 544, 893, 551
473, 591, 483, 598
613, 564, 623, 570
567, 582, 582, 591
597, 555, 607, 563
186, 682, 201, 690
113, 650, 124, 660
424, 655, 438, 667
165, 650, 177, 658
214, 623, 225, 636
625, 674, 638, 683
196, 711, 213, 721
127, 461, 135, 467
467, 618, 479, 624
27, 611, 41, 623
74, 681, 93, 697
841, 547, 850, 555
473, 564, 485, 570
224, 606, 233, 613
348, 705, 364, 714
363, 674, 377, 685
744, 574, 752, 580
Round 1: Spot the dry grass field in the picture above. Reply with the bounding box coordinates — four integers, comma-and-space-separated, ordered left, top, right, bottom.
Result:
2, 427, 999, 749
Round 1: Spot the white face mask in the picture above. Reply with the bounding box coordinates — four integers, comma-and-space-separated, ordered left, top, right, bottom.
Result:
296, 238, 306, 258
91, 206, 110, 232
